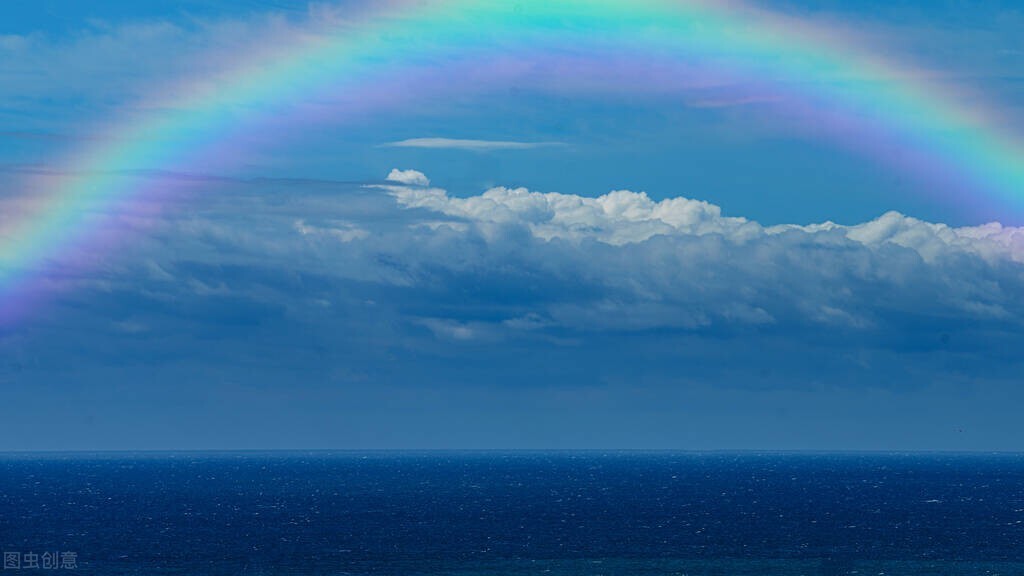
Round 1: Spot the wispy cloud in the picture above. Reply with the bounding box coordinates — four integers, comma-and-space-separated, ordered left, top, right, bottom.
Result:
382, 138, 565, 151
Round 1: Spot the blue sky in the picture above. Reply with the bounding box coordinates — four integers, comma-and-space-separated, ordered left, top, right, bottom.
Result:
1, 0, 1024, 450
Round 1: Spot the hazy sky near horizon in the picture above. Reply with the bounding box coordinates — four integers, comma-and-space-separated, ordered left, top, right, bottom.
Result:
2, 0, 1024, 450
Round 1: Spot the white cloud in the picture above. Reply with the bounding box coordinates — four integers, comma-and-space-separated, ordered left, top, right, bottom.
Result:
383, 138, 565, 151
365, 169, 1024, 336
385, 168, 430, 187
385, 183, 756, 244
382, 175, 1024, 263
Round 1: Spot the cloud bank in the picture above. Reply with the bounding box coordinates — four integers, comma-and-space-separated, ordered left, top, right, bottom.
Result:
369, 175, 1024, 337
386, 180, 1024, 261
5, 167, 1024, 449
4, 168, 1024, 395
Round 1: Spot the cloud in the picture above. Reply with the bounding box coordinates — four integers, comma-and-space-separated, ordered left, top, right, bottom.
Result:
367, 171, 1024, 342
387, 184, 754, 245
385, 168, 430, 186
382, 138, 566, 151
294, 219, 369, 242
5, 168, 1024, 398
382, 177, 1024, 262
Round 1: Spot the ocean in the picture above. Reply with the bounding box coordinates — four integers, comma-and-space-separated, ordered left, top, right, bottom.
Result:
1, 452, 1022, 575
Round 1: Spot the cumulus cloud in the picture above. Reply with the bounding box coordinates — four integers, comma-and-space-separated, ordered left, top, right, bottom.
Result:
383, 138, 566, 151
5, 168, 1024, 393
368, 170, 1024, 340
381, 175, 1024, 263
388, 184, 755, 245
385, 168, 430, 186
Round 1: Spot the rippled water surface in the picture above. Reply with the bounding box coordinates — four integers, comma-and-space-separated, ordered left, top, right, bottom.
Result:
2, 452, 1023, 574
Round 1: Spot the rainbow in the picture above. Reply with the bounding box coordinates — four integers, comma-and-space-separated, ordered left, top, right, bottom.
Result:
3, 0, 1023, 322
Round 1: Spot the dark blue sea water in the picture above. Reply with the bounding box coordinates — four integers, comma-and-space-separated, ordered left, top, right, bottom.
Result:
2, 452, 1024, 575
